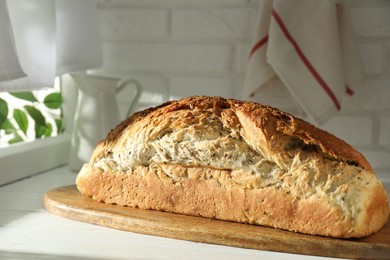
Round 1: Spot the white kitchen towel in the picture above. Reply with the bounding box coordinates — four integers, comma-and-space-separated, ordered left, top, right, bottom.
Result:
243, 0, 364, 125
0, 0, 25, 83
0, 0, 102, 92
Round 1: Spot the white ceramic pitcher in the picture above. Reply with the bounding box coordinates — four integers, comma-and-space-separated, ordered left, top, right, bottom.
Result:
68, 73, 141, 171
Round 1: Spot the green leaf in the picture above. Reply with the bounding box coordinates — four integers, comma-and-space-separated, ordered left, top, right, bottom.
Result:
24, 105, 46, 138
13, 109, 29, 135
55, 118, 63, 134
44, 123, 52, 137
24, 105, 46, 126
8, 132, 24, 144
35, 124, 46, 138
43, 93, 62, 109
10, 91, 38, 102
0, 97, 8, 127
0, 118, 16, 133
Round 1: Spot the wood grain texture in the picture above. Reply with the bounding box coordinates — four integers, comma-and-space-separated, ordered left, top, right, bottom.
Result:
44, 185, 390, 259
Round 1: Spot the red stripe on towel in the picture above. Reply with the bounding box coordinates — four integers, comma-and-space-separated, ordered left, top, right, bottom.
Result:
271, 9, 341, 110
249, 35, 269, 58
345, 86, 354, 96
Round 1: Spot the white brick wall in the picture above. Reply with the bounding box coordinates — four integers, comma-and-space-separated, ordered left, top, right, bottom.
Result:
104, 43, 233, 72
171, 9, 257, 39
350, 5, 390, 37
100, 9, 168, 39
380, 116, 390, 146
359, 43, 384, 74
169, 77, 233, 100
96, 0, 390, 176
322, 116, 374, 146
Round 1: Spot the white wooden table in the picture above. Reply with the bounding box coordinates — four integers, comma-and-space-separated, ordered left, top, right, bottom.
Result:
1, 165, 388, 260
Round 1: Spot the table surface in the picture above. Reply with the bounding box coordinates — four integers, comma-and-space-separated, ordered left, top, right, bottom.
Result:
1, 165, 388, 260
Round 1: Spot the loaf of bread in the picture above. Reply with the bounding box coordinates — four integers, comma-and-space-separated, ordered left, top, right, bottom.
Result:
76, 96, 389, 238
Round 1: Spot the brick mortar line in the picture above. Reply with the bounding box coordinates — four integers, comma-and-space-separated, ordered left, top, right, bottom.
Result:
348, 0, 390, 7
363, 74, 390, 80
383, 40, 390, 73
356, 145, 390, 151
98, 2, 260, 10
101, 69, 241, 78
101, 37, 252, 44
357, 37, 390, 43
167, 9, 173, 37
371, 115, 382, 145
337, 110, 390, 116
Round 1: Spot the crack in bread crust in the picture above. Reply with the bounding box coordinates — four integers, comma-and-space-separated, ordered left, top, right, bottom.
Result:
77, 96, 389, 238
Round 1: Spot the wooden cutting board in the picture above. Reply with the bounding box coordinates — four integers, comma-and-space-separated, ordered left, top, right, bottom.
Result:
44, 185, 390, 259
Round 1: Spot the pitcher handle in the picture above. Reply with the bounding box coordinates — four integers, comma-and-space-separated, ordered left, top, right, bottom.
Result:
117, 78, 142, 117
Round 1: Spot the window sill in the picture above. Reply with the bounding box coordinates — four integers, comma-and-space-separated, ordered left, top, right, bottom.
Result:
0, 133, 70, 186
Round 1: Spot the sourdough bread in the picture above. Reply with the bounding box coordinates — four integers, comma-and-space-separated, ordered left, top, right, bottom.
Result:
76, 96, 389, 238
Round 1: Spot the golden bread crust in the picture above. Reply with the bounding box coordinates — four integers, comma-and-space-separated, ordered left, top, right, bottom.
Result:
101, 96, 372, 172
76, 163, 388, 238
77, 96, 389, 238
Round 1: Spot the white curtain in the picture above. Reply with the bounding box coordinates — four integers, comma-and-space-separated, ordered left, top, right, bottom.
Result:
0, 0, 102, 92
